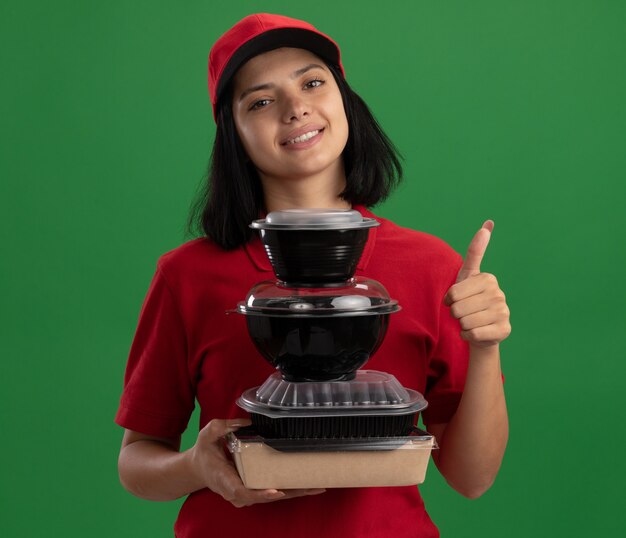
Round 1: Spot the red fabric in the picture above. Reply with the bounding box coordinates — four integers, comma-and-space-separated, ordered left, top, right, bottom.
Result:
208, 13, 344, 118
115, 206, 469, 538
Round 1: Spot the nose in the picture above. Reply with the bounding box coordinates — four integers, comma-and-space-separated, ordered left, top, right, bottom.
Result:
281, 93, 310, 122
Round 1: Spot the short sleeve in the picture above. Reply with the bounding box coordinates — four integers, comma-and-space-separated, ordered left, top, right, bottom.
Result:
114, 266, 195, 438
422, 264, 470, 426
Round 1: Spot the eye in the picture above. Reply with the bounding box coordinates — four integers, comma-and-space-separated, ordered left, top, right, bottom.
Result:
305, 78, 325, 89
249, 98, 272, 111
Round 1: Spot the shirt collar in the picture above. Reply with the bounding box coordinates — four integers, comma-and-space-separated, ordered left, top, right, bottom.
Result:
244, 204, 378, 273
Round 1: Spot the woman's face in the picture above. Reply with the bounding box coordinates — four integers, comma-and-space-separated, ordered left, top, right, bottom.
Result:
231, 47, 349, 185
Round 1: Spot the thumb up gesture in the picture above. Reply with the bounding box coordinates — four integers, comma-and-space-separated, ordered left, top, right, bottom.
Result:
444, 221, 511, 348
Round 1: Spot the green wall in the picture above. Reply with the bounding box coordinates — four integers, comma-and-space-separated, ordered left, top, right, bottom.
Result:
2, 1, 624, 536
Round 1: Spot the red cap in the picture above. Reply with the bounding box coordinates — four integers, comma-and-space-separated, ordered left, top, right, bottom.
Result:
208, 13, 344, 121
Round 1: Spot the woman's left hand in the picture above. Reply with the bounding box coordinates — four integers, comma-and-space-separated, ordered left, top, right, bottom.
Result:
443, 221, 511, 348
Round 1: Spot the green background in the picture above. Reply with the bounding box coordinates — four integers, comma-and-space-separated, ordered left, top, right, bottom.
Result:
2, 0, 624, 536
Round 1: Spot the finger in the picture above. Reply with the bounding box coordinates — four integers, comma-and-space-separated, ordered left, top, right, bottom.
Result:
233, 487, 326, 507
247, 488, 287, 502
249, 488, 326, 505
450, 291, 507, 321
228, 418, 252, 429
448, 293, 493, 319
277, 488, 327, 499
456, 220, 494, 283
460, 327, 497, 345
460, 321, 511, 345
457, 310, 496, 332
227, 487, 285, 507
445, 273, 498, 306
203, 418, 252, 442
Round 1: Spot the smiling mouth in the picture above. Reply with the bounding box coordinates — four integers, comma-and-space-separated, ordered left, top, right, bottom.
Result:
282, 128, 324, 145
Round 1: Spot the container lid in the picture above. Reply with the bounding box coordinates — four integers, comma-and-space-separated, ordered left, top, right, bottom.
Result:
228, 427, 436, 453
250, 208, 380, 230
236, 277, 400, 317
237, 370, 428, 418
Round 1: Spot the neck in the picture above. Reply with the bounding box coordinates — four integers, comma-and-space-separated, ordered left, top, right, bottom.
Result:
260, 161, 351, 213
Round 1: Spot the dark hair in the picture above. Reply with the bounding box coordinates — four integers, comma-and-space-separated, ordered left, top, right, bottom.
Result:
187, 62, 403, 250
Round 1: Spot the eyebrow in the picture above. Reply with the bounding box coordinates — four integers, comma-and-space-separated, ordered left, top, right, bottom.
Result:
238, 63, 326, 102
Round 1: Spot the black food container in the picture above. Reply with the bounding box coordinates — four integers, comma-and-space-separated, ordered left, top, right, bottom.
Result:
250, 209, 379, 286
235, 278, 401, 381
237, 370, 427, 439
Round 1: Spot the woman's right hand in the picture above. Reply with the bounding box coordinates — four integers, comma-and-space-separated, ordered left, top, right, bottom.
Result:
189, 418, 326, 508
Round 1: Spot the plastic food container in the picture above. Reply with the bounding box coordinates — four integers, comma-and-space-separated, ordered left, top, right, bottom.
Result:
250, 208, 380, 286
234, 279, 401, 381
237, 370, 428, 438
228, 427, 437, 489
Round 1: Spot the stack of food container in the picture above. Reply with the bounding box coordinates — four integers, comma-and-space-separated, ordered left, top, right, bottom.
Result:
228, 209, 436, 489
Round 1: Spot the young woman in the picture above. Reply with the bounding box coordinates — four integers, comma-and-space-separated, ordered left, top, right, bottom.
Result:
116, 13, 510, 538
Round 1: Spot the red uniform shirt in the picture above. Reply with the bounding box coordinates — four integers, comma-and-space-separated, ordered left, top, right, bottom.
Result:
115, 206, 468, 537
